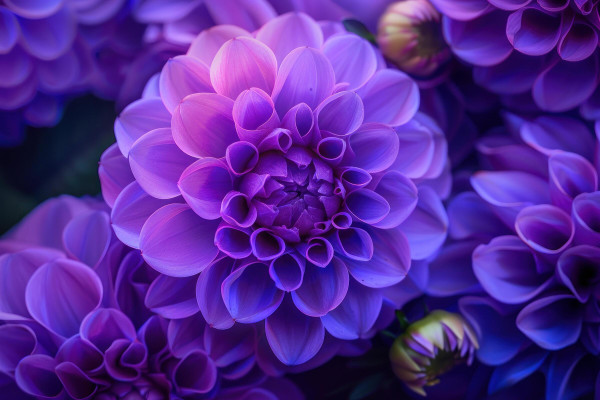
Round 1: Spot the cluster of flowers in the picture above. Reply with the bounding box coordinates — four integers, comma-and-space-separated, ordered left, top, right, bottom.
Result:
2, 0, 600, 398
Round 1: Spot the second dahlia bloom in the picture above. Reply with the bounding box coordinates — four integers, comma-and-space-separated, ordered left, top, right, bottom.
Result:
430, 0, 600, 113
102, 12, 449, 368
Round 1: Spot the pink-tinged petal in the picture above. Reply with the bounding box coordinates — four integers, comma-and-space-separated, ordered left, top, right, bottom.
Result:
62, 211, 111, 269
282, 103, 316, 146
115, 98, 171, 157
196, 257, 235, 329
348, 123, 399, 173
233, 88, 279, 143
15, 355, 62, 398
159, 55, 213, 113
266, 296, 325, 365
473, 236, 553, 304
140, 204, 219, 277
520, 116, 595, 160
145, 274, 198, 319
515, 204, 574, 254
558, 22, 598, 62
272, 47, 335, 117
251, 228, 286, 261
210, 37, 277, 99
321, 278, 382, 340
18, 7, 76, 60
0, 8, 19, 53
99, 143, 135, 208
322, 34, 377, 89
399, 186, 448, 260
345, 189, 390, 224
269, 252, 305, 292
0, 250, 62, 320
172, 350, 218, 395
222, 261, 284, 323
26, 259, 102, 337
549, 152, 597, 210
533, 57, 599, 112
314, 91, 363, 136
517, 295, 583, 350
506, 7, 564, 56
80, 308, 136, 351
372, 171, 418, 229
257, 12, 323, 63
172, 93, 237, 158
443, 11, 513, 66
178, 158, 233, 220
0, 324, 36, 375
187, 25, 252, 65
292, 257, 348, 317
332, 227, 374, 261
356, 69, 419, 126
346, 227, 410, 288
429, 0, 490, 20
129, 127, 195, 199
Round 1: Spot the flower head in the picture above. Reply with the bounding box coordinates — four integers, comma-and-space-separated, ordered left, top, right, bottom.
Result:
0, 196, 300, 399
377, 0, 450, 77
102, 12, 449, 369
390, 310, 478, 396
430, 0, 600, 112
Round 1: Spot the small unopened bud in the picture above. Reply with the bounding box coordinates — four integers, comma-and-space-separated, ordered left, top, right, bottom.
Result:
389, 310, 478, 396
377, 0, 450, 77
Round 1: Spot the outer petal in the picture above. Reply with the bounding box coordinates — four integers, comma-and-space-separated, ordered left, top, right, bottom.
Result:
111, 182, 172, 249
520, 116, 595, 160
196, 257, 235, 329
515, 204, 574, 254
516, 295, 583, 350
140, 204, 219, 277
322, 34, 377, 89
321, 278, 382, 340
115, 98, 171, 157
266, 296, 325, 365
221, 261, 284, 323
159, 55, 213, 113
314, 91, 363, 136
187, 25, 252, 65
256, 12, 324, 63
210, 37, 277, 99
271, 47, 335, 117
356, 69, 419, 126
171, 93, 237, 158
80, 308, 136, 352
506, 7, 564, 56
429, 0, 490, 20
348, 123, 399, 173
62, 211, 111, 269
99, 143, 135, 208
291, 257, 349, 317
26, 259, 102, 337
15, 355, 62, 398
18, 7, 76, 60
145, 274, 198, 319
0, 324, 36, 375
548, 152, 597, 210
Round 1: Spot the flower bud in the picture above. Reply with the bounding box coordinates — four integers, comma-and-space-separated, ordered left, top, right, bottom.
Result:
377, 0, 450, 77
389, 310, 478, 396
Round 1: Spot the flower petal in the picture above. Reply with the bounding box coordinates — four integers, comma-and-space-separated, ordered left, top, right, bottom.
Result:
506, 7, 563, 56
322, 34, 377, 89
210, 37, 277, 99
515, 204, 574, 254
145, 274, 198, 319
187, 25, 252, 65
372, 171, 418, 229
15, 355, 62, 398
18, 7, 76, 60
314, 91, 363, 137
348, 123, 399, 173
115, 98, 171, 157
196, 257, 235, 329
26, 259, 102, 337
269, 252, 305, 292
80, 308, 136, 352
62, 211, 111, 269
266, 296, 325, 365
159, 55, 213, 113
172, 93, 237, 158
520, 116, 595, 160
99, 143, 135, 208
0, 324, 36, 375
140, 204, 219, 277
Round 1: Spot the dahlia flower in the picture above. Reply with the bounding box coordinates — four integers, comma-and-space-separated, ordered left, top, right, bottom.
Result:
0, 195, 301, 399
430, 0, 600, 113
101, 12, 449, 369
440, 113, 600, 398
377, 0, 451, 77
390, 310, 478, 396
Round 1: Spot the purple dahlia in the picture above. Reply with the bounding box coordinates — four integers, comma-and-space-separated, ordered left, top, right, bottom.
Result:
100, 12, 449, 369
0, 195, 302, 399
437, 113, 600, 398
430, 0, 600, 113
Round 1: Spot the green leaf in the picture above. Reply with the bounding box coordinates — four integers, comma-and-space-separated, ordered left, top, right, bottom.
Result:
342, 19, 378, 46
349, 373, 385, 400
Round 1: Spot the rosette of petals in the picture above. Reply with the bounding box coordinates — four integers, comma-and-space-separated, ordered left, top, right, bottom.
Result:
430, 0, 600, 113
0, 195, 301, 399
101, 12, 449, 370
